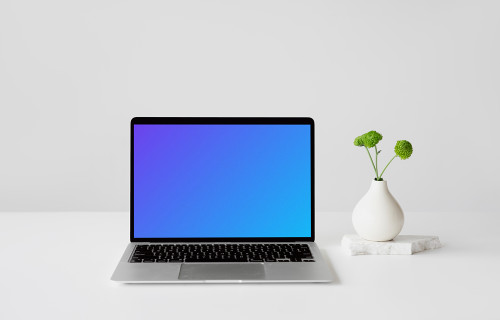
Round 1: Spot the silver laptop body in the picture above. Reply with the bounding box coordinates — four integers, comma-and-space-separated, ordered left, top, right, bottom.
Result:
111, 117, 333, 283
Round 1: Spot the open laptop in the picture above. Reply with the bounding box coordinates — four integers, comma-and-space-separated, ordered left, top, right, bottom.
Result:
111, 117, 333, 283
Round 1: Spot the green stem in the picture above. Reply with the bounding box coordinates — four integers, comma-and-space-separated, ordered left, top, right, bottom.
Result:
364, 146, 378, 179
375, 145, 379, 179
379, 155, 397, 179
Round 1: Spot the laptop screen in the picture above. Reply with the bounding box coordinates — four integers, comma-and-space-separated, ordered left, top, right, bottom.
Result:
133, 122, 312, 239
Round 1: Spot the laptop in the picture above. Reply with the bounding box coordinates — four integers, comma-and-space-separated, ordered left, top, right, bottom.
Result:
111, 117, 334, 283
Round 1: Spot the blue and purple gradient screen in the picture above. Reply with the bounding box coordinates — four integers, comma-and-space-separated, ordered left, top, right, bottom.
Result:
133, 124, 311, 238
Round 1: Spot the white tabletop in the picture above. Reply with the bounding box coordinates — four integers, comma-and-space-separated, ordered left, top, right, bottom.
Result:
0, 211, 498, 320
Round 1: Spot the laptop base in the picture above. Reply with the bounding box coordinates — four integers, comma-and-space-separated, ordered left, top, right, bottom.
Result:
111, 242, 334, 283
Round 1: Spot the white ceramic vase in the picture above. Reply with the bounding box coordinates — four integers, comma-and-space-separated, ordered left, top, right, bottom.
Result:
352, 180, 404, 241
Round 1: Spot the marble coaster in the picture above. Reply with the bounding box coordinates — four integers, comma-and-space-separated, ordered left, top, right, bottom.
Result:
342, 234, 442, 255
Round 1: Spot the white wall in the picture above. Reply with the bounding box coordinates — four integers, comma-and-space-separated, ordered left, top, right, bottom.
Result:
1, 0, 499, 212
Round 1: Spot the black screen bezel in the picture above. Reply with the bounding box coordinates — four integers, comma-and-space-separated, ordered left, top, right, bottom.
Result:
130, 117, 315, 242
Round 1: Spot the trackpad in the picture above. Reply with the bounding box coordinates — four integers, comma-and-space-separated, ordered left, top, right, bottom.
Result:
178, 263, 265, 280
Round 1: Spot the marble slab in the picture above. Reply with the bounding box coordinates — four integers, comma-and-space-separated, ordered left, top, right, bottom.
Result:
342, 234, 442, 255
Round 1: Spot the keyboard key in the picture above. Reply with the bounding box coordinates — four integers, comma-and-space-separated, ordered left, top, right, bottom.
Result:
168, 259, 183, 263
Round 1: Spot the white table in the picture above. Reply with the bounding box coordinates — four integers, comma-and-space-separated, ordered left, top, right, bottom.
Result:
0, 211, 498, 320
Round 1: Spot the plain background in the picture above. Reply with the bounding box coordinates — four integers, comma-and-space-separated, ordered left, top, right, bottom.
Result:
1, 0, 499, 213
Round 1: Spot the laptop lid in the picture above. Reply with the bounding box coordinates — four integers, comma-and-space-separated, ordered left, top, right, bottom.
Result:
130, 117, 315, 243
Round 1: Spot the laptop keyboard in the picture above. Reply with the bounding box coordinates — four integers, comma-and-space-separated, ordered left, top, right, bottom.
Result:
129, 243, 315, 263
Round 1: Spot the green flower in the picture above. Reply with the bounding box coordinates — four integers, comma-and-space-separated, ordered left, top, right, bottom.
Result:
353, 135, 364, 147
394, 140, 413, 160
354, 130, 414, 180
362, 131, 383, 148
